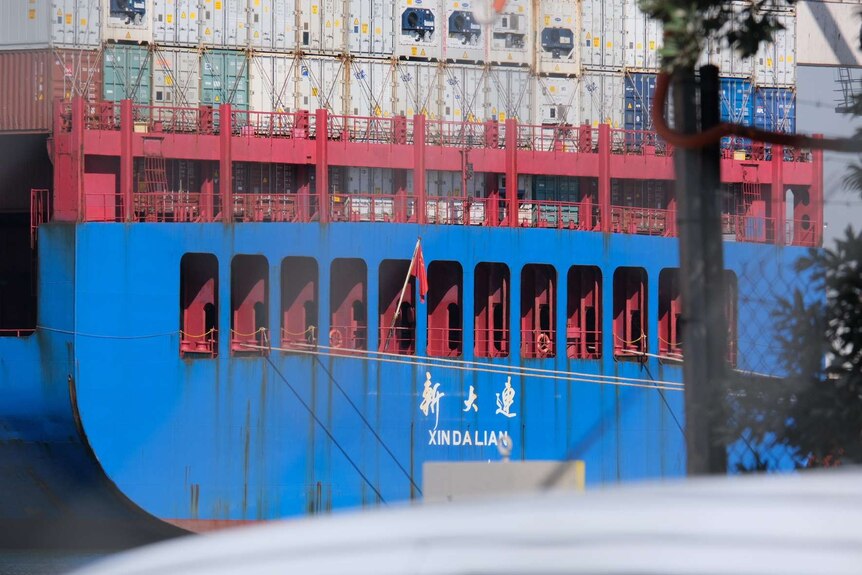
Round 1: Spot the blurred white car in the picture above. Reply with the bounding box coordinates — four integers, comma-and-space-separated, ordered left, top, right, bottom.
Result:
73, 469, 862, 575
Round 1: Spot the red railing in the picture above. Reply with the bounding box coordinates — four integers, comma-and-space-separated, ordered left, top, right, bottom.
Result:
610, 206, 675, 237
785, 219, 819, 247
230, 327, 269, 354
517, 199, 600, 230
330, 194, 416, 223
610, 129, 674, 157
232, 109, 303, 138
521, 329, 556, 359
135, 192, 204, 222
232, 193, 314, 223
517, 124, 597, 153
328, 325, 367, 351
424, 119, 489, 148
180, 329, 217, 357
474, 328, 510, 358
427, 327, 463, 357
378, 326, 416, 355
328, 115, 397, 144
281, 326, 317, 349
722, 214, 774, 244
614, 331, 647, 358
566, 328, 602, 360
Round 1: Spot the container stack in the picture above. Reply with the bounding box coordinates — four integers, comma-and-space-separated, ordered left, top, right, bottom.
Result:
0, 0, 796, 137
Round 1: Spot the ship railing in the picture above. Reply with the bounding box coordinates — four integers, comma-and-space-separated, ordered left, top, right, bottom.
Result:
327, 115, 398, 144
231, 193, 312, 223
378, 326, 416, 355
474, 328, 510, 358
128, 104, 212, 135
0, 329, 36, 338
517, 123, 596, 153
330, 193, 416, 223
516, 199, 600, 231
328, 325, 367, 352
521, 329, 556, 359
58, 100, 74, 132
614, 332, 647, 359
464, 197, 508, 227
610, 206, 675, 237
721, 213, 776, 244
610, 129, 674, 157
658, 334, 684, 361
566, 328, 602, 360
230, 327, 269, 354
180, 329, 217, 357
232, 109, 299, 138
427, 327, 463, 357
424, 197, 495, 226
86, 101, 118, 130
721, 141, 813, 163
134, 192, 203, 223
785, 218, 819, 247
424, 119, 488, 148
281, 326, 317, 350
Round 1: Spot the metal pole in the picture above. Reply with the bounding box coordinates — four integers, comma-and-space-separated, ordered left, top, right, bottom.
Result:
382, 238, 420, 352
673, 66, 727, 476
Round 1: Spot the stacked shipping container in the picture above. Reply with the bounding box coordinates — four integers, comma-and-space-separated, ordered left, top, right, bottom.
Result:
0, 0, 796, 137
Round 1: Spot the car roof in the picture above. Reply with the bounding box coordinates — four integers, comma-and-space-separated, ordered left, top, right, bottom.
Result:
74, 469, 862, 575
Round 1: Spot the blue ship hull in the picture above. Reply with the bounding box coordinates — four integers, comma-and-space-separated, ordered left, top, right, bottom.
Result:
0, 221, 809, 537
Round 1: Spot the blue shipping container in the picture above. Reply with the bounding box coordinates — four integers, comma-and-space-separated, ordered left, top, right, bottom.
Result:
719, 77, 754, 126
754, 88, 796, 134
624, 73, 657, 132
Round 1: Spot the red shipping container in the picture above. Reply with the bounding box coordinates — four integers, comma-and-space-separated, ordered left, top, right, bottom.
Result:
0, 48, 102, 133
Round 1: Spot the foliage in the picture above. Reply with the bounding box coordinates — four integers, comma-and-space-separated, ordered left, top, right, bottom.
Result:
639, 0, 794, 71
726, 228, 862, 468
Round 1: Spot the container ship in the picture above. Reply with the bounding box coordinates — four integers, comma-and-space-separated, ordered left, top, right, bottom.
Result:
0, 0, 818, 544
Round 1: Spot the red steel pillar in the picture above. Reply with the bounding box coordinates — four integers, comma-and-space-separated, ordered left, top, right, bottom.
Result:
485, 172, 499, 226
219, 103, 233, 222
295, 165, 311, 222
200, 162, 215, 222
771, 145, 785, 246
120, 99, 134, 222
53, 97, 84, 221
598, 123, 611, 233
413, 114, 426, 225
316, 108, 329, 224
505, 118, 518, 228
813, 135, 824, 247
393, 169, 408, 223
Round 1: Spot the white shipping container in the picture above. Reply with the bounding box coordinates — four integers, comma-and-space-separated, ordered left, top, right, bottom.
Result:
426, 170, 485, 197
0, 0, 102, 50
394, 0, 441, 60
442, 0, 486, 63
579, 71, 624, 128
249, 0, 274, 49
198, 0, 246, 48
535, 0, 578, 76
535, 75, 579, 125
250, 54, 302, 112
348, 0, 395, 56
101, 0, 152, 44
486, 66, 530, 122
153, 0, 200, 46
347, 167, 394, 195
487, 0, 531, 66
755, 10, 796, 86
349, 59, 396, 117
298, 56, 347, 115
297, 0, 347, 54
152, 47, 200, 108
393, 60, 443, 118
270, 0, 295, 51
623, 0, 662, 70
580, 0, 624, 70
441, 65, 487, 122
698, 3, 754, 77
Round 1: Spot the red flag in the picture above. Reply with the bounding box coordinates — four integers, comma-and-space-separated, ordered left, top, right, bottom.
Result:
412, 242, 428, 303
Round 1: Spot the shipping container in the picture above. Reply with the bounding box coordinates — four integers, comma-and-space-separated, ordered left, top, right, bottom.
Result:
349, 59, 396, 117
103, 43, 152, 105
250, 54, 301, 113
426, 169, 485, 197
580, 0, 625, 70
623, 72, 656, 131
533, 175, 580, 202
152, 47, 200, 108
296, 0, 347, 55
442, 0, 486, 63
346, 167, 395, 195
698, 3, 754, 77
754, 87, 796, 133
102, 0, 152, 44
0, 48, 102, 133
486, 66, 531, 122
441, 64, 487, 122
719, 77, 753, 125
0, 0, 101, 50
153, 0, 201, 47
623, 0, 662, 70
580, 71, 624, 128
198, 0, 248, 48
534, 75, 578, 125
535, 0, 578, 76
298, 56, 347, 115
755, 10, 796, 87
394, 0, 441, 60
201, 49, 249, 108
249, 0, 292, 50
487, 0, 531, 66
393, 60, 443, 118
348, 0, 395, 56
